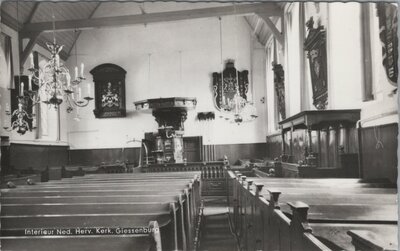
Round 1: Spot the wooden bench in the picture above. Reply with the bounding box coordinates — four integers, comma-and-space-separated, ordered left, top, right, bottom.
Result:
347, 228, 398, 251
227, 171, 398, 251
5, 181, 194, 190
143, 162, 228, 196
1, 172, 202, 251
2, 202, 173, 216
1, 195, 180, 204
1, 232, 158, 251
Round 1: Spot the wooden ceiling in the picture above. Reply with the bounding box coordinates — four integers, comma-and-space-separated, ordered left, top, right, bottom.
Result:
1, 1, 283, 63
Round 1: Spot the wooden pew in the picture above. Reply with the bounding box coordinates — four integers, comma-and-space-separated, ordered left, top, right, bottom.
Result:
347, 228, 398, 251
1, 222, 161, 251
263, 188, 397, 250
1, 235, 154, 251
228, 171, 398, 251
1, 172, 202, 251
1, 195, 180, 204
5, 181, 194, 191
1, 189, 186, 197
1, 202, 172, 216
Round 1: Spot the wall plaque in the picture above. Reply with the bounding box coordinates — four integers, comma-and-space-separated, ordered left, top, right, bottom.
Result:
304, 17, 328, 110
272, 63, 286, 120
377, 3, 398, 86
10, 76, 37, 134
90, 63, 126, 118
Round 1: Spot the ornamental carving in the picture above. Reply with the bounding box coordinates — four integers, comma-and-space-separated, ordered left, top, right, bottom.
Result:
212, 60, 249, 112
272, 63, 286, 120
304, 17, 328, 110
90, 63, 126, 118
377, 3, 398, 86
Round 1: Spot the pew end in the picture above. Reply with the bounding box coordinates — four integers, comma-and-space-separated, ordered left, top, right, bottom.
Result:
348, 230, 398, 251
267, 189, 282, 208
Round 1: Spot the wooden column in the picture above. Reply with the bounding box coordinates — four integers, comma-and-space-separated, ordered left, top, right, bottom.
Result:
338, 123, 348, 153
320, 127, 329, 167
289, 126, 294, 161
328, 125, 338, 168
307, 128, 313, 152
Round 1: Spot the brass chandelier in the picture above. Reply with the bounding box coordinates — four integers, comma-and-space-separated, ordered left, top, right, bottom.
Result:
4, 9, 93, 135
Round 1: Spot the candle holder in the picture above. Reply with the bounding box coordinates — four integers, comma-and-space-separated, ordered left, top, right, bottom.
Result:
24, 40, 93, 114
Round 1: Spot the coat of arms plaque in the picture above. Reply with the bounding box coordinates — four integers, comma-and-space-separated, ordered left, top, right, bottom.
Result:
90, 63, 127, 118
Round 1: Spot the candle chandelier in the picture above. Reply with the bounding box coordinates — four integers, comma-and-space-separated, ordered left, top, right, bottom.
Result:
217, 15, 258, 125
3, 9, 93, 135
219, 71, 258, 124
26, 22, 93, 112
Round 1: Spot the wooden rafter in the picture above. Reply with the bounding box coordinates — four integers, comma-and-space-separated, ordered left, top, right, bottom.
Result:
244, 16, 263, 46
20, 32, 41, 67
25, 2, 40, 24
257, 12, 284, 46
20, 3, 281, 36
1, 10, 20, 31
18, 3, 41, 67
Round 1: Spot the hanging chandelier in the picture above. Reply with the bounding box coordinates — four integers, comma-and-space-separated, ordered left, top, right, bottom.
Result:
215, 14, 258, 125
3, 1, 37, 135
220, 65, 258, 124
26, 22, 93, 112
3, 10, 93, 135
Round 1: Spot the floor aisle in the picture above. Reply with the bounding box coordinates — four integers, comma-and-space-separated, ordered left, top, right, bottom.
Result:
199, 197, 239, 251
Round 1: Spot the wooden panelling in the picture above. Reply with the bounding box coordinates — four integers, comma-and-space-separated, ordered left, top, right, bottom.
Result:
266, 133, 282, 160
360, 123, 398, 183
202, 144, 216, 162
348, 127, 359, 154
69, 147, 141, 166
183, 136, 202, 162
69, 143, 266, 167
214, 143, 267, 164
292, 129, 306, 163
9, 143, 69, 171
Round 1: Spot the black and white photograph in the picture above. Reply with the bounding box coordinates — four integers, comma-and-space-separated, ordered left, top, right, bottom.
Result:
0, 0, 398, 250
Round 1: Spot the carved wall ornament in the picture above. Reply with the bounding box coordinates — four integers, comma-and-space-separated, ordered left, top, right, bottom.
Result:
197, 112, 215, 121
304, 17, 328, 110
90, 63, 126, 118
272, 63, 286, 120
377, 3, 398, 87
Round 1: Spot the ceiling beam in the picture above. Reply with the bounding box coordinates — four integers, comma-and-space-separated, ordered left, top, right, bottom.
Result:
257, 13, 284, 46
21, 3, 281, 35
244, 16, 263, 46
20, 32, 41, 68
25, 2, 40, 24
1, 10, 20, 31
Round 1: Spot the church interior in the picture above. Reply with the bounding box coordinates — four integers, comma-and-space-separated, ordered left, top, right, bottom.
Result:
0, 1, 398, 250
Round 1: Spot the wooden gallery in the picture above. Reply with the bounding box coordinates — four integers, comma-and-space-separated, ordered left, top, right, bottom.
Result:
0, 1, 398, 251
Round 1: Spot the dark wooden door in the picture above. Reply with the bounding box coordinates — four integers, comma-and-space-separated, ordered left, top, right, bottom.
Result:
183, 136, 202, 162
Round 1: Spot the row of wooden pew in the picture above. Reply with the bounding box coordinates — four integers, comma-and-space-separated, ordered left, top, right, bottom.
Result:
1, 171, 203, 251
227, 170, 398, 251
